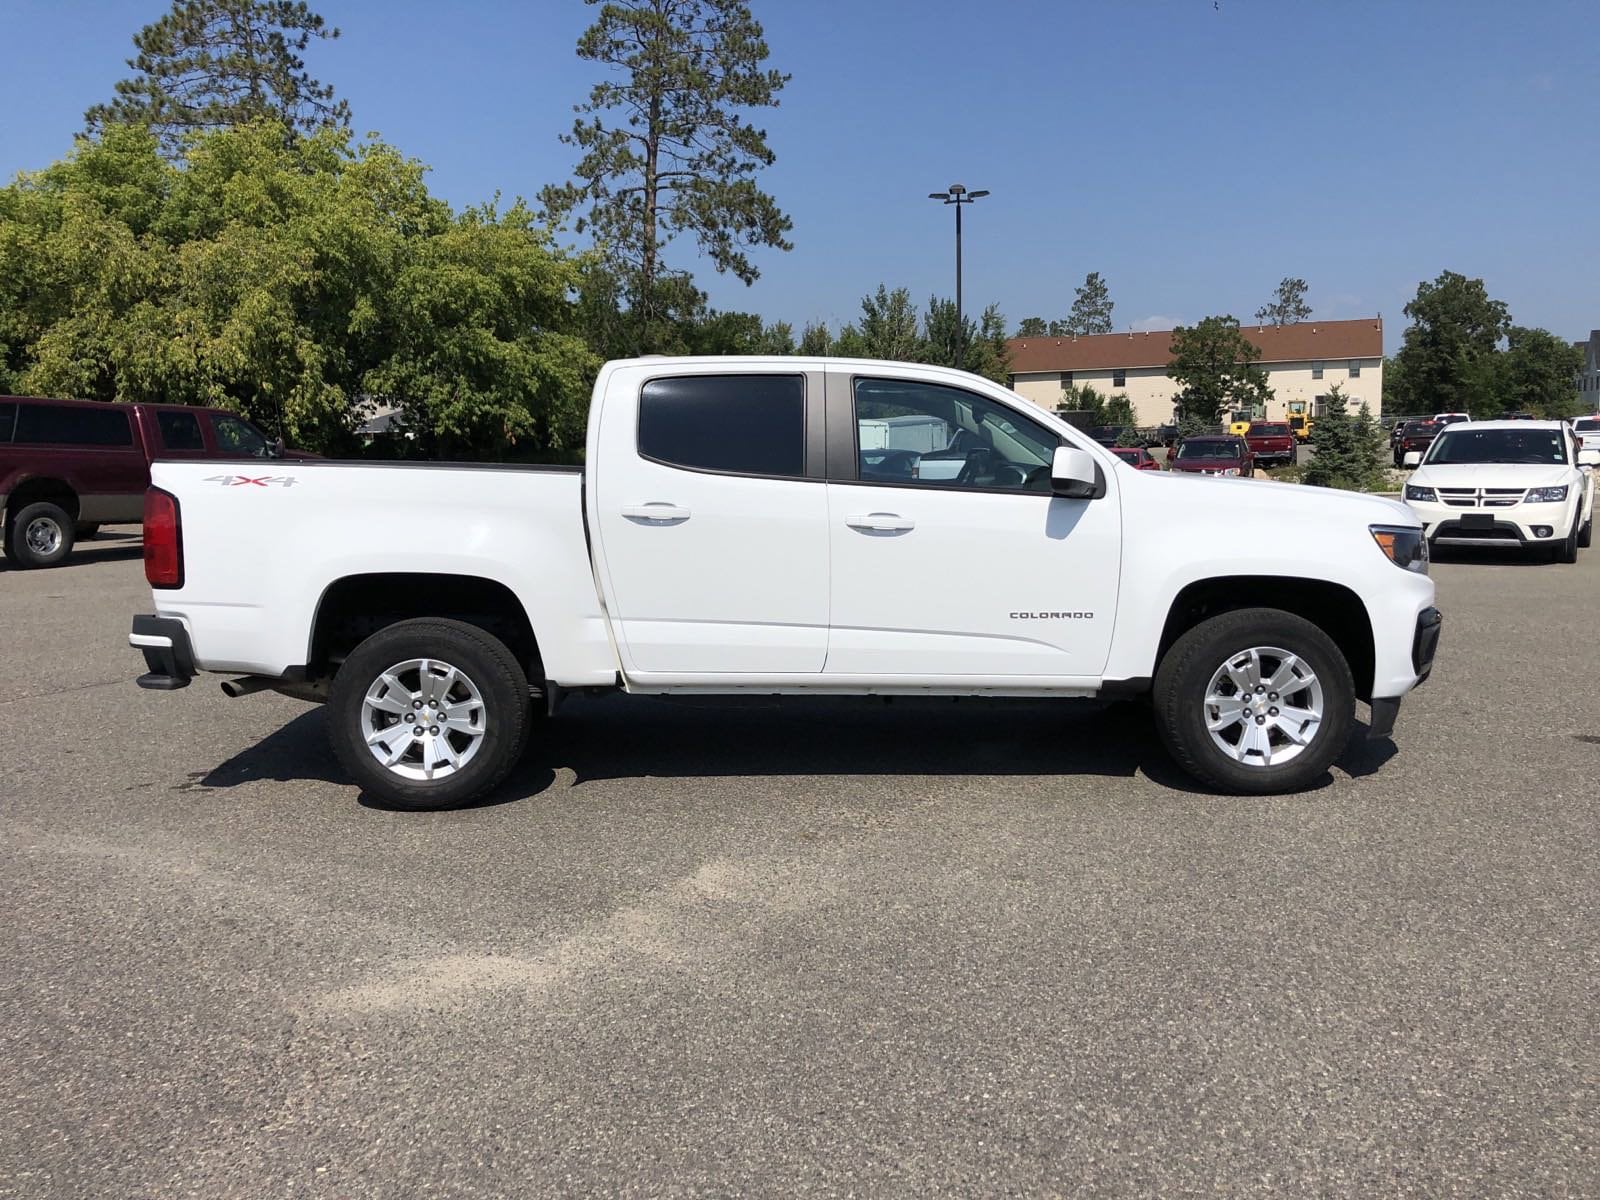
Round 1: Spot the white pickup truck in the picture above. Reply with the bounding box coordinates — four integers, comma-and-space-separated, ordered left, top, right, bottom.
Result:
130, 357, 1441, 808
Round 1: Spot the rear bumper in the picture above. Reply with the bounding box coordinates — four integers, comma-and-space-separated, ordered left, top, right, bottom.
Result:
129, 614, 195, 690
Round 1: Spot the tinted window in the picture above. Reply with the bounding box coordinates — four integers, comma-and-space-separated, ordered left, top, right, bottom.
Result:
638, 375, 804, 476
0, 402, 14, 443
854, 377, 1057, 492
156, 410, 205, 451
1427, 428, 1567, 465
1252, 424, 1291, 436
1177, 440, 1241, 460
212, 414, 272, 458
1573, 417, 1600, 432
15, 402, 134, 447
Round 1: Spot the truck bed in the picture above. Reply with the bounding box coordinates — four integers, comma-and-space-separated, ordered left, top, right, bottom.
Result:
147, 460, 618, 685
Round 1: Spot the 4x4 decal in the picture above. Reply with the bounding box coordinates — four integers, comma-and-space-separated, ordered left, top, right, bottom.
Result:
203, 474, 299, 488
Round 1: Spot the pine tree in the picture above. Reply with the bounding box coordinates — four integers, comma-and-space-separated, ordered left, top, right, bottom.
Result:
85, 0, 349, 151
540, 0, 792, 315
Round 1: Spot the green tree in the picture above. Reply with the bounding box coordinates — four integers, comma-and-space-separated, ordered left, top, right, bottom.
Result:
1104, 395, 1136, 427
963, 304, 1012, 385
1015, 316, 1047, 338
0, 122, 596, 456
1062, 271, 1114, 335
1057, 382, 1106, 422
1391, 270, 1510, 418
1167, 315, 1271, 432
85, 0, 349, 151
540, 0, 792, 318
850, 285, 923, 361
1254, 276, 1312, 325
1498, 326, 1583, 418
797, 320, 831, 355
1303, 384, 1386, 491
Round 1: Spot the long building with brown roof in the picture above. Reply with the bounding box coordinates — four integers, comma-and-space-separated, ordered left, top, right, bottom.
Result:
1006, 317, 1384, 426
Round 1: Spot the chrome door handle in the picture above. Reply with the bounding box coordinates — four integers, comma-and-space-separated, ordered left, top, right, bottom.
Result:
845, 512, 915, 533
621, 503, 691, 523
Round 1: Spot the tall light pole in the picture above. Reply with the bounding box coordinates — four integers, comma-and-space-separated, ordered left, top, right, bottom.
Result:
928, 183, 989, 368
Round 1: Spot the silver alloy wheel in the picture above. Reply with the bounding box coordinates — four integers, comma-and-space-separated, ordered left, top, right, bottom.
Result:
1203, 645, 1325, 768
24, 516, 62, 557
360, 658, 487, 782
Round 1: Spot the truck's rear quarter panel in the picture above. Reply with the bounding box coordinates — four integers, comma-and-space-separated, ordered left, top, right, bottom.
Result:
149, 461, 617, 685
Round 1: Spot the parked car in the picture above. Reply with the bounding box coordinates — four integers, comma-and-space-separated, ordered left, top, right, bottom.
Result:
1110, 445, 1162, 471
1154, 423, 1180, 449
1389, 419, 1409, 451
1402, 420, 1597, 562
1089, 425, 1126, 448
1168, 435, 1254, 477
1573, 414, 1600, 455
130, 355, 1439, 807
0, 396, 310, 569
1245, 421, 1297, 468
1433, 412, 1470, 427
1393, 419, 1442, 467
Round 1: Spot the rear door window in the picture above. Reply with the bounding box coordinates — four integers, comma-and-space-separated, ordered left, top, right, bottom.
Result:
211, 414, 273, 458
0, 402, 14, 442
638, 375, 805, 477
14, 402, 134, 447
156, 409, 205, 451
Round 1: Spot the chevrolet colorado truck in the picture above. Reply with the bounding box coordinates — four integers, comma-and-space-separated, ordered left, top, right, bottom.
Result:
130, 357, 1441, 808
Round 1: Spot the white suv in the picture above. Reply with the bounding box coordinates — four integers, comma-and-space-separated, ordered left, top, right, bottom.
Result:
1402, 420, 1598, 562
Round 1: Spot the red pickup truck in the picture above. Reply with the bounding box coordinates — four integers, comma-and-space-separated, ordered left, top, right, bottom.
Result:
0, 396, 306, 569
1245, 421, 1298, 468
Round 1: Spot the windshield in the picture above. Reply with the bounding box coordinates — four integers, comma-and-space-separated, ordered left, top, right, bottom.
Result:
1177, 440, 1239, 460
1425, 428, 1568, 466
1252, 424, 1290, 437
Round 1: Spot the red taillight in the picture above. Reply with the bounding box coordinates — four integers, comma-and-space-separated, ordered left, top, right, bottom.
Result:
143, 487, 183, 588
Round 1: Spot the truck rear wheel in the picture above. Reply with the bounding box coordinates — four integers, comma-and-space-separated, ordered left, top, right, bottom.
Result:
1154, 608, 1355, 794
7, 502, 75, 569
328, 618, 532, 810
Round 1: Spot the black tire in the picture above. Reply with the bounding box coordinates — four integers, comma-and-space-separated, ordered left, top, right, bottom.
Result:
328, 618, 533, 810
1578, 512, 1592, 549
1154, 608, 1355, 795
1556, 521, 1579, 564
7, 502, 75, 569
75, 522, 101, 540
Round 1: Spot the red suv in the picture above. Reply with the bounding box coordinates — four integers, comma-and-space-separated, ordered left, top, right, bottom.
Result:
0, 397, 308, 568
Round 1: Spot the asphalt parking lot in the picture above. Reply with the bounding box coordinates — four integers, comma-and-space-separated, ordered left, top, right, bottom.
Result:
3, 529, 1596, 1197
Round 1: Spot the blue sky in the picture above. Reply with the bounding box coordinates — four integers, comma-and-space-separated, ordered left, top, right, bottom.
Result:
2, 0, 1595, 351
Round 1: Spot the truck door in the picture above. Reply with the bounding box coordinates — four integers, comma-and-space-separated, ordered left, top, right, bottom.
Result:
591, 368, 830, 676
823, 371, 1122, 678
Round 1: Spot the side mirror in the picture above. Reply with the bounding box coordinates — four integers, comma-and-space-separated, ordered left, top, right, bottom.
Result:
1579, 449, 1600, 467
1051, 445, 1101, 499
1403, 451, 1422, 467
271, 436, 286, 459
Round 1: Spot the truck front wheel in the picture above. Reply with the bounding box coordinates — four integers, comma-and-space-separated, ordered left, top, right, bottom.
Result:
1154, 608, 1355, 794
328, 618, 533, 810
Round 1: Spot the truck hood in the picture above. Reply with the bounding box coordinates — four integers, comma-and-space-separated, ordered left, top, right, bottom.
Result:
1134, 469, 1416, 526
1408, 462, 1572, 489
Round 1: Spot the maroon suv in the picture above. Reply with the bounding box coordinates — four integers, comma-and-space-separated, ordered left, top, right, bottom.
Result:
1169, 435, 1255, 477
0, 396, 304, 568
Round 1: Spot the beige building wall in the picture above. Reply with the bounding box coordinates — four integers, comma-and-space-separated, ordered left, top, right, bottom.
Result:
1011, 357, 1383, 426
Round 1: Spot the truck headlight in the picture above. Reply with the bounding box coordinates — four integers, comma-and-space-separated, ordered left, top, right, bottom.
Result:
1404, 484, 1436, 502
1371, 525, 1429, 574
1526, 485, 1568, 503
1219, 467, 1240, 476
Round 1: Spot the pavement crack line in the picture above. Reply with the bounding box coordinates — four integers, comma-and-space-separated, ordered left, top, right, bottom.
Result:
0, 676, 133, 706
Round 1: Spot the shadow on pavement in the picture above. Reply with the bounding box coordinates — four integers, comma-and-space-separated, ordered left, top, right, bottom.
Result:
181, 693, 1417, 810
0, 540, 145, 572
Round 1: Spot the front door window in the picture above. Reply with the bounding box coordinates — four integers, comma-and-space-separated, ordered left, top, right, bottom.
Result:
854, 378, 1058, 491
